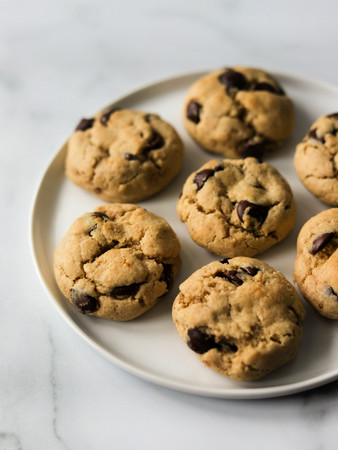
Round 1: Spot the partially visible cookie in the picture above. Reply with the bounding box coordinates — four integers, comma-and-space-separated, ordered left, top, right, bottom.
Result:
65, 109, 184, 202
54, 204, 181, 321
172, 257, 305, 381
177, 157, 296, 257
294, 208, 338, 319
294, 112, 338, 206
183, 67, 295, 158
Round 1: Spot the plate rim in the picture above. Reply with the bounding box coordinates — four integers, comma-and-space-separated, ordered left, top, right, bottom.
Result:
29, 69, 338, 399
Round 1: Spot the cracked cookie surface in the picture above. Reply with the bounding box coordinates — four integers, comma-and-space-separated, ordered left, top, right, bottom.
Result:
294, 208, 338, 319
172, 257, 305, 381
65, 109, 184, 202
54, 204, 181, 321
294, 112, 338, 206
177, 157, 296, 257
183, 67, 295, 158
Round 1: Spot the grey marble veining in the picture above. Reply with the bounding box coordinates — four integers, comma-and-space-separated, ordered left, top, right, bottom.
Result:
0, 0, 337, 449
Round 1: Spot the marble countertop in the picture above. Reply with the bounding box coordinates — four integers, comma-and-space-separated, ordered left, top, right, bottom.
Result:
0, 0, 337, 449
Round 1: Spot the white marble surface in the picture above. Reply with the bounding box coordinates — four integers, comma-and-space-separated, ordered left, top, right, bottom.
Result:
0, 0, 338, 449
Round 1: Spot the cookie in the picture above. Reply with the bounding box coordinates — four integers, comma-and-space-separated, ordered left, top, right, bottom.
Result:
183, 67, 295, 158
54, 204, 181, 321
177, 157, 296, 257
294, 112, 338, 206
172, 257, 305, 381
294, 208, 338, 319
65, 108, 184, 202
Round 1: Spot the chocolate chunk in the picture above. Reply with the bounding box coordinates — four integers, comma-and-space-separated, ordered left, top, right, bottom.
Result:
75, 118, 95, 132
327, 112, 338, 119
187, 101, 202, 124
216, 270, 243, 286
218, 68, 247, 91
70, 289, 100, 314
250, 82, 285, 95
237, 200, 269, 224
111, 283, 140, 299
160, 264, 173, 289
219, 258, 230, 264
143, 132, 164, 153
187, 328, 219, 354
124, 153, 139, 161
100, 107, 120, 126
308, 128, 325, 143
326, 286, 338, 300
241, 266, 259, 276
310, 232, 335, 255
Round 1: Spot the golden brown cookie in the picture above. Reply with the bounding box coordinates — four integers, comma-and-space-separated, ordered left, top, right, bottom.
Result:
183, 67, 295, 158
294, 208, 338, 319
294, 112, 338, 206
172, 257, 305, 381
54, 204, 181, 321
66, 109, 184, 202
177, 157, 296, 257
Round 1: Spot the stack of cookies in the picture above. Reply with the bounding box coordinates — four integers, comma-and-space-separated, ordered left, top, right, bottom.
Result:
54, 67, 338, 382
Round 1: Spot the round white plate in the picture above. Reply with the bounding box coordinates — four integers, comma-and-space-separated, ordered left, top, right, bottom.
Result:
30, 70, 338, 399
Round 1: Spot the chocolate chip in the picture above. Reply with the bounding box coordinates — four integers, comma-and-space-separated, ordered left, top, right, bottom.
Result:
218, 68, 247, 91
194, 165, 223, 191
187, 329, 237, 354
216, 270, 243, 286
187, 328, 219, 354
92, 212, 110, 221
326, 286, 338, 300
100, 107, 120, 126
89, 212, 110, 234
143, 132, 164, 153
75, 118, 95, 131
310, 232, 336, 255
309, 125, 338, 141
241, 266, 259, 276
194, 169, 215, 190
124, 153, 139, 161
308, 128, 325, 143
219, 258, 230, 264
94, 187, 102, 193
241, 140, 266, 159
327, 112, 338, 119
219, 338, 238, 353
160, 264, 173, 289
70, 289, 100, 314
237, 200, 269, 224
186, 101, 202, 124
111, 283, 140, 299
250, 82, 285, 95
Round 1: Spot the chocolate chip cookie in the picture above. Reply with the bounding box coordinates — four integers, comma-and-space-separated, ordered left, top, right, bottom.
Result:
65, 108, 184, 202
294, 112, 338, 206
177, 157, 296, 257
54, 204, 181, 321
294, 208, 338, 319
183, 67, 295, 158
172, 257, 305, 381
